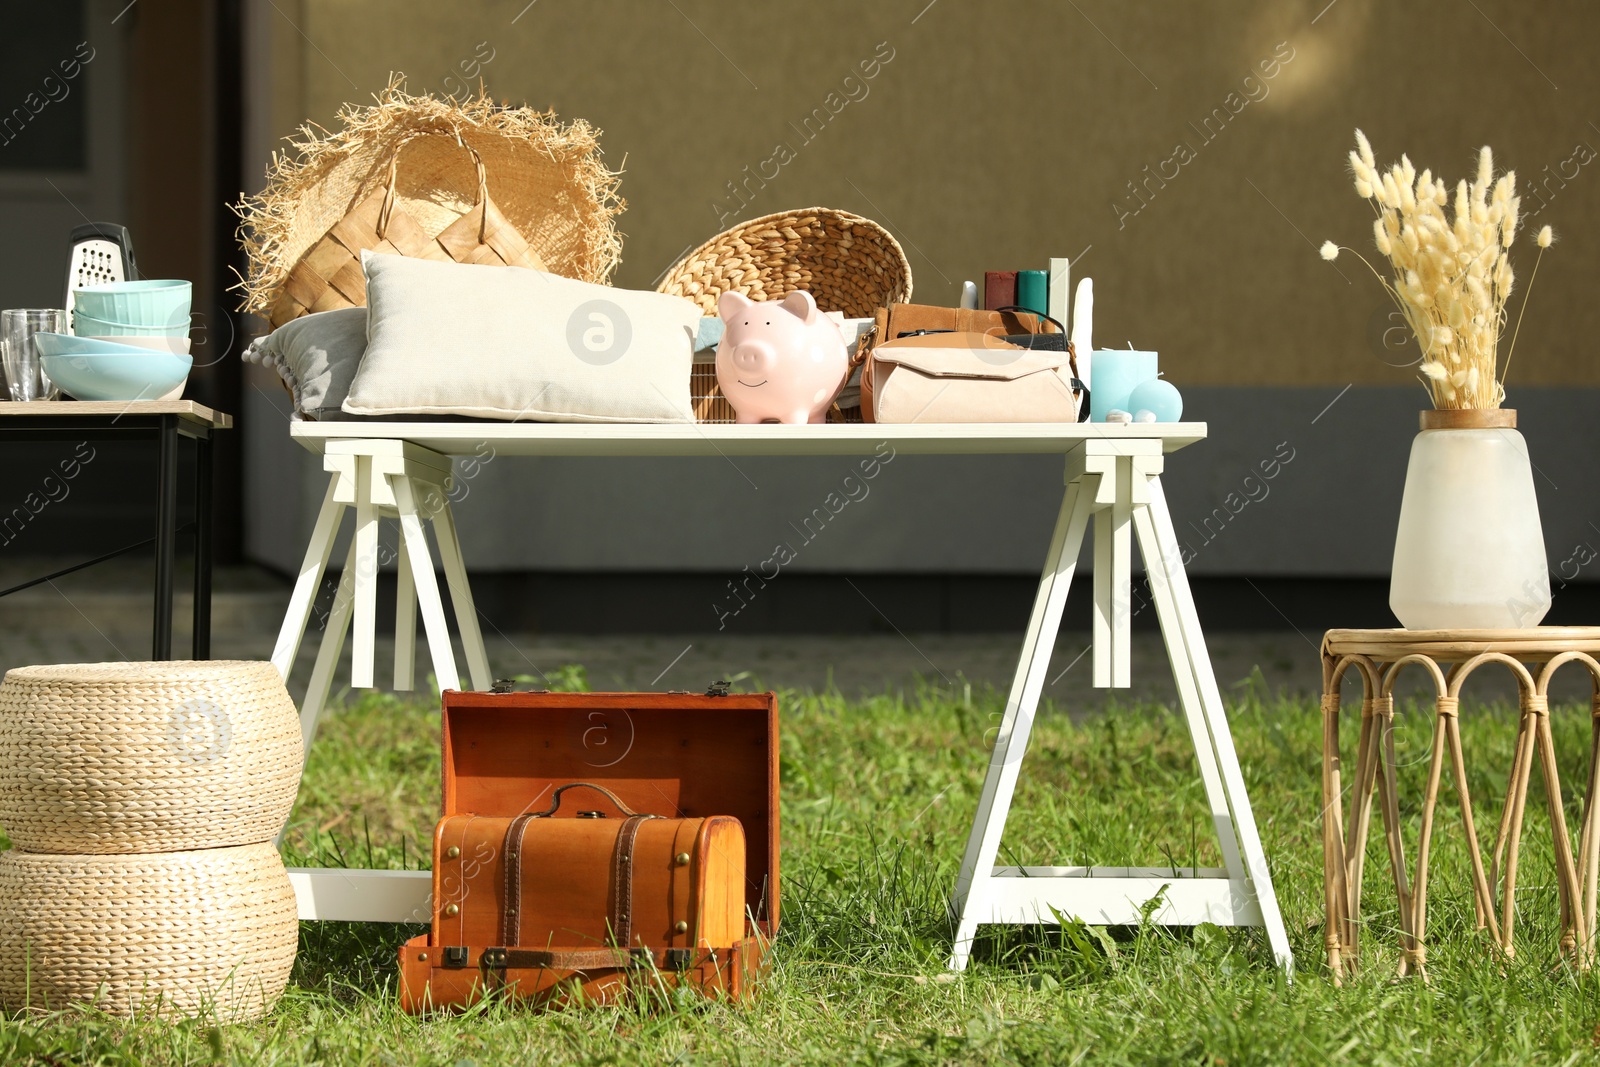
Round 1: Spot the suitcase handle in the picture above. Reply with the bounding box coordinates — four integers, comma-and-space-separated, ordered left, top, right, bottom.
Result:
531, 782, 654, 819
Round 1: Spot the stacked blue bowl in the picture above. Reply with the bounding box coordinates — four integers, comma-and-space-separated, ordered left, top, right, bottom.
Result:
57, 281, 193, 400
72, 280, 192, 338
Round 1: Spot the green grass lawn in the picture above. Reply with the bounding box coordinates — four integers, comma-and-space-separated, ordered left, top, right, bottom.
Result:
5, 667, 1600, 1065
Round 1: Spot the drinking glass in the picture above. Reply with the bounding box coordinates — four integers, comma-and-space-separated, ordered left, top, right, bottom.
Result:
3, 309, 67, 401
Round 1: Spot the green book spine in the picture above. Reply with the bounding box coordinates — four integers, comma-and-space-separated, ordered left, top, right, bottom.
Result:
1016, 270, 1048, 315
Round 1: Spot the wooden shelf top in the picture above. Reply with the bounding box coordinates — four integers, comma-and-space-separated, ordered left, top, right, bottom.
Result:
0, 400, 232, 428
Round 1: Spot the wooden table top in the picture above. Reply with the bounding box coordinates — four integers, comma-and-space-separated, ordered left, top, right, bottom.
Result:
0, 400, 232, 429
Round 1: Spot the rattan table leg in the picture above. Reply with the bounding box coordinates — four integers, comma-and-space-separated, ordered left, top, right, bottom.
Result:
1322, 687, 1348, 978
1441, 703, 1500, 944
1498, 696, 1543, 955
1406, 693, 1459, 979
1376, 707, 1416, 944
1334, 689, 1416, 974
1581, 703, 1600, 966
1490, 703, 1536, 911
1531, 700, 1586, 963
1343, 697, 1381, 935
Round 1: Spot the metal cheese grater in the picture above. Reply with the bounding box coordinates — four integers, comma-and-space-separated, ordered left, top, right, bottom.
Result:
64, 222, 139, 318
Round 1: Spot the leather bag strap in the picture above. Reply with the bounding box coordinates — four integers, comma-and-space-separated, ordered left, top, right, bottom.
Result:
499, 812, 539, 945
610, 814, 651, 947
476, 945, 723, 972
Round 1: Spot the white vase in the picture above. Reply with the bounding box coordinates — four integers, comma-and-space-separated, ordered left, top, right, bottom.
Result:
1389, 409, 1551, 630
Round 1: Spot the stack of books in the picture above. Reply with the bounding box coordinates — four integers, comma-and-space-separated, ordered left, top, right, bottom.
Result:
984, 258, 1071, 323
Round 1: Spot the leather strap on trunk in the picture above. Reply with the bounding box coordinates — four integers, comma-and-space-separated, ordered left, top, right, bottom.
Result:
499, 812, 539, 945
475, 945, 727, 972
610, 815, 651, 947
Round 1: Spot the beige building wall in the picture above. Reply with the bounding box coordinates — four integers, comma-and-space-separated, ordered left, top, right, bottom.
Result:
253, 0, 1597, 388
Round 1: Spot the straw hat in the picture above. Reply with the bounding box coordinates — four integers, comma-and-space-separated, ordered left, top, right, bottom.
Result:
237, 78, 624, 323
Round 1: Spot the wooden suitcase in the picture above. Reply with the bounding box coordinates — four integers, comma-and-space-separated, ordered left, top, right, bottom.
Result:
399, 688, 778, 1011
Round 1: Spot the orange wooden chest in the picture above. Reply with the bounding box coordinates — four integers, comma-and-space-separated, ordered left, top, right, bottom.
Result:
398, 688, 778, 1010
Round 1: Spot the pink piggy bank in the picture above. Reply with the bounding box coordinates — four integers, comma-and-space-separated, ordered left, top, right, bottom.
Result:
716, 290, 848, 425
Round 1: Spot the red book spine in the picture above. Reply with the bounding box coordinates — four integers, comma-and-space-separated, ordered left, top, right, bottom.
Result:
983, 271, 1017, 311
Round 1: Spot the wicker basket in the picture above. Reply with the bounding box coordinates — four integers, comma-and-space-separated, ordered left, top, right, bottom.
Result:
0, 661, 302, 854
668, 212, 904, 423
238, 78, 623, 323
657, 207, 913, 318
0, 842, 297, 1020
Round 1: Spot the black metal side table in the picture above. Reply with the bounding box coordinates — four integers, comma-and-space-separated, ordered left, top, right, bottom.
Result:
0, 401, 232, 659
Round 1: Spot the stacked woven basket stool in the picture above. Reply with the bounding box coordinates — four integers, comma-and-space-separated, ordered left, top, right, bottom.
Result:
0, 661, 303, 1020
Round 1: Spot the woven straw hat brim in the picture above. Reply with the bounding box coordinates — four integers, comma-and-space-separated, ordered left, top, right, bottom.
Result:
0, 660, 302, 853
657, 206, 913, 317
237, 78, 624, 320
0, 842, 297, 1020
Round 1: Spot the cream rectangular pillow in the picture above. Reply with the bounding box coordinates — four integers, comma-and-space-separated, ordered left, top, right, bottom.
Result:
343, 252, 701, 422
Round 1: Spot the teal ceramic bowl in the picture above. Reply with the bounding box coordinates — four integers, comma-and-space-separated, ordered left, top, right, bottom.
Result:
73, 310, 190, 338
35, 333, 169, 358
40, 351, 193, 401
71, 280, 191, 328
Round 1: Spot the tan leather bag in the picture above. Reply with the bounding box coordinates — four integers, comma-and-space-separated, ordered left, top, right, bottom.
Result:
400, 782, 749, 1010
860, 319, 1085, 424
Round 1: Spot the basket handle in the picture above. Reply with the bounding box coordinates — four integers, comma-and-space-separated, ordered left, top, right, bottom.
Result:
376, 132, 491, 243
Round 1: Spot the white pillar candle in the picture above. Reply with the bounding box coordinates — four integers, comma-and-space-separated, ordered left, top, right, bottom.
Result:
1070, 278, 1094, 389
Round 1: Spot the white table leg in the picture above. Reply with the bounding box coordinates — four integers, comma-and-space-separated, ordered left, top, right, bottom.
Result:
1143, 476, 1294, 973
394, 531, 416, 692
278, 538, 358, 849
297, 537, 358, 757
950, 476, 1097, 969
1094, 509, 1113, 686
390, 473, 461, 693
430, 493, 492, 692
948, 446, 1291, 976
271, 476, 345, 682
1092, 466, 1131, 689
1130, 484, 1246, 881
350, 454, 380, 689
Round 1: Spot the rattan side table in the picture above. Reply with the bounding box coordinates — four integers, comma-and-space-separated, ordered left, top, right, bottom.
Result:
1321, 628, 1600, 981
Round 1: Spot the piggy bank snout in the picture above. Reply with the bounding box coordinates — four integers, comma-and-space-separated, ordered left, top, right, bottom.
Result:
730, 341, 775, 378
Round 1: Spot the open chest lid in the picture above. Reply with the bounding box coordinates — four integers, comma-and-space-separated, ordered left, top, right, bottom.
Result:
440, 688, 780, 932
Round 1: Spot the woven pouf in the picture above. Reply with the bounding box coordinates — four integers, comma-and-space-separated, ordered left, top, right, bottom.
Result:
0, 661, 302, 853
0, 842, 298, 1019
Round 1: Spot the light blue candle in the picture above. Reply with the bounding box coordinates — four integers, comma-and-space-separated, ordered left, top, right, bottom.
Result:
1090, 350, 1158, 422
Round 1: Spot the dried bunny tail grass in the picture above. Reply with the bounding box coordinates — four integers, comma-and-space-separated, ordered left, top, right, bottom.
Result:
1355, 128, 1376, 169
1501, 227, 1554, 386
234, 76, 626, 318
1328, 130, 1553, 408
1475, 145, 1493, 200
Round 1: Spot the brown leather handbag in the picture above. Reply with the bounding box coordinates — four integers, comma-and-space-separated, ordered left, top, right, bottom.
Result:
398, 688, 778, 1012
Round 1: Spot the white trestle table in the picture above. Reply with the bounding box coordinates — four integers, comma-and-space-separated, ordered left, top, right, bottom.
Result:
274, 421, 1292, 972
